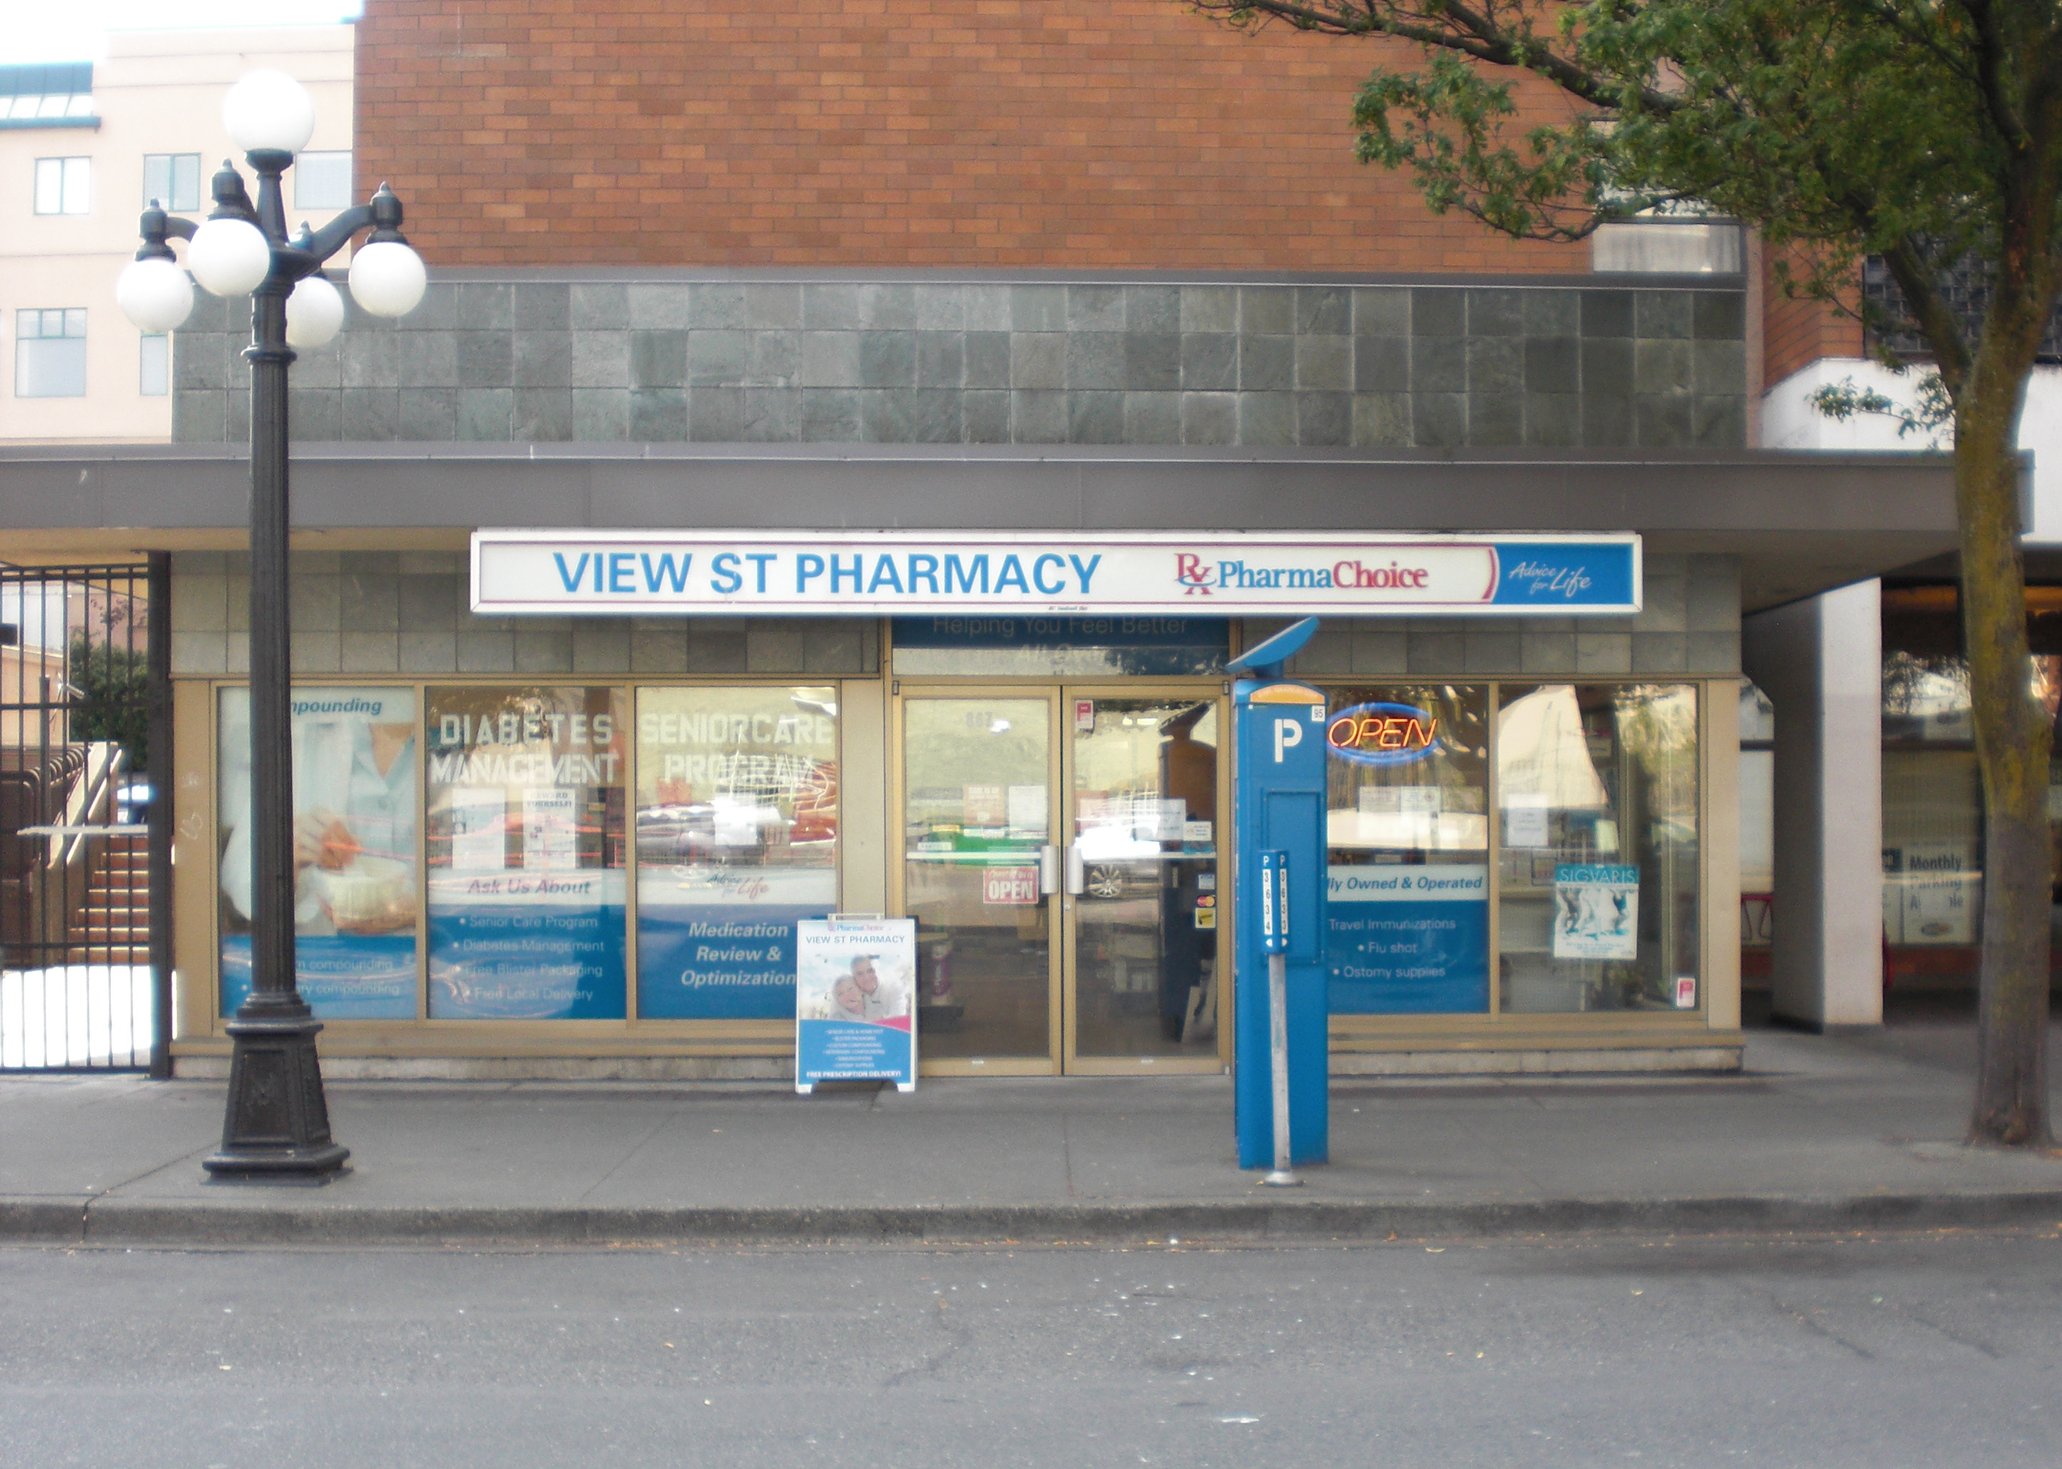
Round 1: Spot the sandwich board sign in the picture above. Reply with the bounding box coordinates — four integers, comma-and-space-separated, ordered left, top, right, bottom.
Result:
795, 915, 918, 1093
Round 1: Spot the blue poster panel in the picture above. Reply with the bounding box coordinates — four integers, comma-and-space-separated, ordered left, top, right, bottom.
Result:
1326, 863, 1490, 1014
216, 686, 420, 1020
426, 871, 626, 1019
220, 934, 416, 1019
795, 917, 917, 1092
637, 873, 833, 1019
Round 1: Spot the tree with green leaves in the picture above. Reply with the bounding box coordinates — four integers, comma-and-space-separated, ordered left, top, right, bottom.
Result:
67, 633, 149, 777
1193, 0, 2058, 1147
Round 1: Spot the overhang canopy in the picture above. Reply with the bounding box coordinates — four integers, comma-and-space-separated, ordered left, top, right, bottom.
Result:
0, 442, 1958, 612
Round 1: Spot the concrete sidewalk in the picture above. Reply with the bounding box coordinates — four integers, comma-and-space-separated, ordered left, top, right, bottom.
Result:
2, 1018, 2058, 1249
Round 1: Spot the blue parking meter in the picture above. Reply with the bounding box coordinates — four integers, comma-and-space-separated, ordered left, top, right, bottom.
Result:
1231, 621, 1330, 1169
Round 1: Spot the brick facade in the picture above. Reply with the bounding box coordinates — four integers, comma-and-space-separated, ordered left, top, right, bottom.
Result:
353, 0, 1590, 273
1761, 245, 1862, 388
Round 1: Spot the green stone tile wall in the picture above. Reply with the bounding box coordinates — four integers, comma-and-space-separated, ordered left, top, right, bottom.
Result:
169, 278, 1747, 450
169, 550, 879, 679
170, 552, 1737, 678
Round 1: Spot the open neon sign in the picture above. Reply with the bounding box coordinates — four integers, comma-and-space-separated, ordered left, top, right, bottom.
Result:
1326, 702, 1439, 766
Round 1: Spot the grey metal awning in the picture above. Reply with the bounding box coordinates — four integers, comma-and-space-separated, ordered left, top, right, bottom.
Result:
0, 441, 1959, 612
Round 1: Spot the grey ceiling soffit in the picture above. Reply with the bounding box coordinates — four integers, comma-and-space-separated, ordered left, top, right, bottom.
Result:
0, 443, 1956, 611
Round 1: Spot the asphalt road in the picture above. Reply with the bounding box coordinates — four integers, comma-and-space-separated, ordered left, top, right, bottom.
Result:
4, 1228, 2059, 1468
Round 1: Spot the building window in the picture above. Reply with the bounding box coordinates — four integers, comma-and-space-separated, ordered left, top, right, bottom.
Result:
1, 62, 95, 125
139, 333, 168, 397
294, 150, 352, 212
142, 152, 201, 212
1738, 683, 1774, 970
1324, 684, 1491, 1015
1591, 219, 1743, 275
3, 93, 95, 121
633, 686, 840, 1019
14, 308, 87, 397
1871, 582, 2062, 986
424, 685, 629, 1019
1496, 683, 1701, 1014
33, 156, 89, 215
217, 686, 421, 1020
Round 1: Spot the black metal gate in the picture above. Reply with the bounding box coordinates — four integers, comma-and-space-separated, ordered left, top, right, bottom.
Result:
1, 559, 170, 1072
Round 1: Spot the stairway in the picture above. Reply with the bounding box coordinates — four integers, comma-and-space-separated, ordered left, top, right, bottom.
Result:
75, 831, 150, 964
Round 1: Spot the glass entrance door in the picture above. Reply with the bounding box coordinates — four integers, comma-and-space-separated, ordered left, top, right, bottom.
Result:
897, 688, 1225, 1075
1064, 695, 1223, 1071
900, 694, 1058, 1071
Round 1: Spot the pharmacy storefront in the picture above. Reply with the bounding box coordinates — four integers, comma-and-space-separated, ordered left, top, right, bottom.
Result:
175, 524, 1741, 1079
4, 443, 1958, 1078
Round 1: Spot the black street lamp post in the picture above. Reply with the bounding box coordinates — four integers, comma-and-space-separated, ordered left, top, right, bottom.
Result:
118, 70, 426, 1181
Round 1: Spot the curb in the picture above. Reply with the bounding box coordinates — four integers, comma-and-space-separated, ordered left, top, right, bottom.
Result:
4, 1190, 2058, 1249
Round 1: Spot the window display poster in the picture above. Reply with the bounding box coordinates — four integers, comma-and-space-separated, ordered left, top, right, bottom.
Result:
522, 786, 578, 871
1005, 783, 1048, 837
449, 787, 507, 871
425, 686, 627, 1019
1502, 794, 1551, 849
795, 917, 917, 1092
1327, 864, 1490, 1014
633, 687, 840, 1019
1883, 844, 1980, 944
963, 784, 1006, 828
638, 865, 836, 1019
1551, 863, 1640, 961
218, 686, 419, 1020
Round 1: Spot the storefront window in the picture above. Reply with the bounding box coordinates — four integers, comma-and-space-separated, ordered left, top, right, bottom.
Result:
1879, 584, 2062, 982
633, 686, 839, 1019
217, 686, 419, 1020
1883, 651, 1973, 743
1882, 749, 1982, 947
1496, 684, 1700, 1013
1739, 683, 1774, 964
423, 685, 628, 1019
1324, 685, 1490, 1014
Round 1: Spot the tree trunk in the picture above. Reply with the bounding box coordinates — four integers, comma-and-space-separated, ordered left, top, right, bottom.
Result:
1956, 379, 2054, 1148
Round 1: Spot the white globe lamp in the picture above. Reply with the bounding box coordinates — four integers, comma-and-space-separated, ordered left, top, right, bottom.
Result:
188, 216, 272, 296
115, 257, 195, 333
222, 70, 316, 156
348, 240, 428, 318
285, 274, 345, 348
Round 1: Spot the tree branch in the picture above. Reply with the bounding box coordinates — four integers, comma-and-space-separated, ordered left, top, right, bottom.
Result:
1958, 0, 2035, 152
1876, 236, 1974, 397
1194, 1, 1679, 113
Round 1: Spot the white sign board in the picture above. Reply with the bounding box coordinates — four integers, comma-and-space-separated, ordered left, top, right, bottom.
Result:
473, 530, 1642, 618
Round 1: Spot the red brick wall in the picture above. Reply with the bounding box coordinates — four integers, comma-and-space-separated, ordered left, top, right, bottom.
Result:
354, 0, 1592, 272
1762, 245, 1863, 386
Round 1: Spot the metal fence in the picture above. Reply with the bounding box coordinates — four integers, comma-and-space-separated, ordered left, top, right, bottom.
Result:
1, 559, 169, 1072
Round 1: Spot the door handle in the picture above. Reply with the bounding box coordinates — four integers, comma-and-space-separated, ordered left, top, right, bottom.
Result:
1065, 843, 1085, 896
1039, 844, 1059, 895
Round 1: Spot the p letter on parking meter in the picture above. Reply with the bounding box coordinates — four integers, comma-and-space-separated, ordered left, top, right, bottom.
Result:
1230, 621, 1330, 1169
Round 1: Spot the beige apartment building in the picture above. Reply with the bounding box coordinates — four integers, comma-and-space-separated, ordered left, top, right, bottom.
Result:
0, 25, 351, 445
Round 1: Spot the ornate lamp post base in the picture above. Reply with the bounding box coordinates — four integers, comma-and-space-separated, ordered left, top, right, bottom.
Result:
202, 1003, 350, 1182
